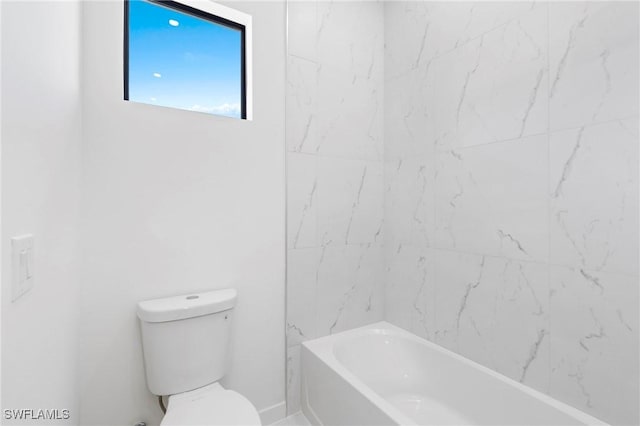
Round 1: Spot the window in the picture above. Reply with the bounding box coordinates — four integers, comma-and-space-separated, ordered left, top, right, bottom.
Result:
124, 0, 252, 119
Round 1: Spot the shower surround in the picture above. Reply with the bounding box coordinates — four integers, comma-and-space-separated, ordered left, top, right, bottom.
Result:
286, 1, 639, 425
286, 0, 386, 413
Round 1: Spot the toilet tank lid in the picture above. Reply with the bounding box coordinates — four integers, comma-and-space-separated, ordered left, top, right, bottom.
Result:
137, 289, 237, 323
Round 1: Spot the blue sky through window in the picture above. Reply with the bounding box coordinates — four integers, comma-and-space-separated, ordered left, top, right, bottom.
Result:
128, 0, 243, 118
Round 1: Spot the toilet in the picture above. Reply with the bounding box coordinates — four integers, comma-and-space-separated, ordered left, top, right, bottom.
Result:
137, 288, 261, 425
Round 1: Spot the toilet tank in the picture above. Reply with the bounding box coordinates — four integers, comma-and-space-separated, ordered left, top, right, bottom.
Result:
137, 289, 237, 396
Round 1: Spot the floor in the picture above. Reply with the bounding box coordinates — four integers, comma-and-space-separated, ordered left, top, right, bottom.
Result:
271, 411, 310, 426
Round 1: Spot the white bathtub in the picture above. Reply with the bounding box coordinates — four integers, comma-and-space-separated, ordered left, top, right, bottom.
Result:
301, 322, 607, 426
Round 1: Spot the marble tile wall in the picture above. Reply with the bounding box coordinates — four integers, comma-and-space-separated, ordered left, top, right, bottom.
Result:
383, 2, 638, 425
285, 0, 385, 415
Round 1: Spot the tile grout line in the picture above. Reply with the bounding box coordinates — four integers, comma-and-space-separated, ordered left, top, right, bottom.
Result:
546, 0, 553, 395
429, 114, 639, 155
422, 244, 638, 278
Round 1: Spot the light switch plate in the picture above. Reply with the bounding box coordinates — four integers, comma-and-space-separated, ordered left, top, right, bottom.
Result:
11, 234, 34, 302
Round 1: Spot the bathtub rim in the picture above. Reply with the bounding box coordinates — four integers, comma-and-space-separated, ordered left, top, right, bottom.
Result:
302, 321, 608, 426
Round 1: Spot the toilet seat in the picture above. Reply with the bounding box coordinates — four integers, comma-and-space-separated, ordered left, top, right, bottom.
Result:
160, 383, 261, 426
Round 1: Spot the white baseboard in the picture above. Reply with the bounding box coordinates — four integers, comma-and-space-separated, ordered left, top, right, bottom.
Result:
260, 400, 286, 425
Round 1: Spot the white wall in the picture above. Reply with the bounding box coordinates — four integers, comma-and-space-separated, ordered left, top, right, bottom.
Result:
383, 2, 639, 425
285, 1, 386, 415
1, 1, 83, 423
0, 0, 3, 410
79, 2, 286, 425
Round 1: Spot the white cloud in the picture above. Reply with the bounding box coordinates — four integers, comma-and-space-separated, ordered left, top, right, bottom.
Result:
189, 103, 241, 117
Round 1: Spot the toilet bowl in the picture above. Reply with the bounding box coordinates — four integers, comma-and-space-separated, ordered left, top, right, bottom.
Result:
161, 383, 260, 426
137, 289, 261, 426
